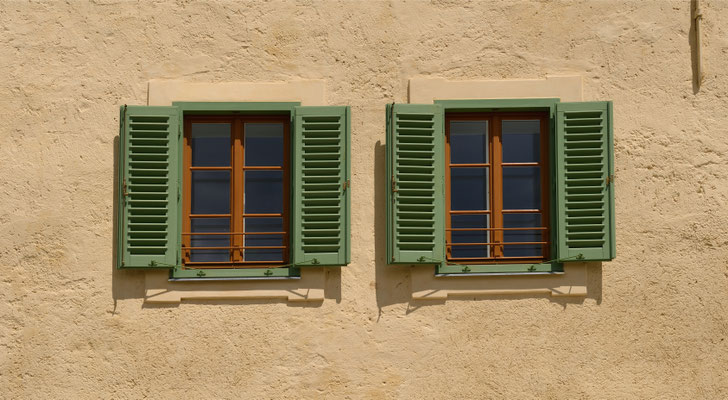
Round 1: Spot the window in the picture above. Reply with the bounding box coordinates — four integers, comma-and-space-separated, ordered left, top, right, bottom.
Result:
182, 115, 290, 267
445, 112, 550, 264
386, 99, 615, 274
117, 103, 351, 279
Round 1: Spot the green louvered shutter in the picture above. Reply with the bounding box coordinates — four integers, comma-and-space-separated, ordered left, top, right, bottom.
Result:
555, 101, 615, 261
386, 104, 445, 264
117, 105, 180, 268
292, 106, 350, 266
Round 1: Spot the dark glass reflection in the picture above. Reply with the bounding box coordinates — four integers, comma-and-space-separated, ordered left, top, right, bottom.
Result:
451, 168, 488, 211
502, 167, 540, 210
450, 121, 488, 164
502, 120, 540, 163
190, 218, 230, 262
244, 217, 284, 262
245, 123, 284, 167
191, 171, 230, 214
503, 213, 542, 257
244, 171, 283, 213
191, 123, 231, 167
450, 214, 489, 259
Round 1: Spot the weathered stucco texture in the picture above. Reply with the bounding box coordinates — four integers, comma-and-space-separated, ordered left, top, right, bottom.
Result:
1, 0, 728, 398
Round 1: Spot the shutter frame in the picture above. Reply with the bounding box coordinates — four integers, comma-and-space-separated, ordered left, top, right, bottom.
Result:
386, 103, 445, 264
117, 105, 180, 269
554, 101, 615, 261
292, 106, 350, 266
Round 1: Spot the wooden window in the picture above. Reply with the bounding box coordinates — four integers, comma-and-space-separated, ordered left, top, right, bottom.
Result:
182, 115, 290, 268
445, 112, 550, 264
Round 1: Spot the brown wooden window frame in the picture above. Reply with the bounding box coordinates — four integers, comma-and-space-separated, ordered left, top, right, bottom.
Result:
182, 114, 290, 269
445, 111, 550, 264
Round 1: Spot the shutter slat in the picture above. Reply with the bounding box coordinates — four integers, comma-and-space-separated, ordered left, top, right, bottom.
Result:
387, 104, 444, 264
555, 101, 615, 261
292, 106, 350, 266
117, 105, 179, 269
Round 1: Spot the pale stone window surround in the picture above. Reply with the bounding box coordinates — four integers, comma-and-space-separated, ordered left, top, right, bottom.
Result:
408, 76, 590, 300
144, 79, 327, 304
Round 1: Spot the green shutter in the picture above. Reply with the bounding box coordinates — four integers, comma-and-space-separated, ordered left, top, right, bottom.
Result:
292, 106, 350, 266
117, 105, 180, 268
555, 101, 615, 261
386, 103, 445, 264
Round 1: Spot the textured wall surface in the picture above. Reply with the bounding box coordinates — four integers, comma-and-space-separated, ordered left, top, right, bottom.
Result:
1, 0, 728, 398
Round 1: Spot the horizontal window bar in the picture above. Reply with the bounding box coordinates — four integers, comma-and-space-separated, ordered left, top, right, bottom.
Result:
182, 231, 287, 236
501, 209, 542, 213
449, 210, 492, 215
189, 166, 232, 170
446, 227, 547, 232
448, 163, 491, 168
242, 213, 284, 217
242, 166, 283, 170
501, 162, 541, 167
183, 246, 287, 250
189, 214, 232, 218
182, 262, 286, 268
447, 241, 547, 246
448, 256, 545, 261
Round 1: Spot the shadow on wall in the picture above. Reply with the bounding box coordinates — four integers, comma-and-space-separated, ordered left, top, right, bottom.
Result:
374, 141, 412, 313
372, 141, 603, 313
111, 135, 146, 307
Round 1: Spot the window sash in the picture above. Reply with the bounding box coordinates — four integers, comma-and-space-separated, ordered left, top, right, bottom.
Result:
444, 112, 551, 264
182, 115, 291, 268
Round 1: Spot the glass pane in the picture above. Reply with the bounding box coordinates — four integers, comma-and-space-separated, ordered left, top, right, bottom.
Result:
244, 171, 283, 213
502, 166, 540, 210
245, 123, 284, 167
450, 214, 489, 259
191, 123, 231, 167
191, 171, 230, 214
450, 121, 488, 164
503, 213, 543, 257
502, 120, 540, 163
244, 217, 284, 262
450, 167, 488, 211
190, 218, 230, 262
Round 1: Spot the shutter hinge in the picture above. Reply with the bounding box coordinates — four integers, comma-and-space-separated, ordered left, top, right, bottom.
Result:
391, 177, 398, 193
122, 179, 129, 197
342, 180, 350, 191
605, 175, 615, 186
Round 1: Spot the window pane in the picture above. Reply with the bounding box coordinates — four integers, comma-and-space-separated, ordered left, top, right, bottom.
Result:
191, 171, 230, 214
502, 120, 540, 163
245, 123, 284, 167
450, 121, 488, 164
450, 167, 488, 211
503, 213, 543, 257
502, 166, 540, 210
450, 214, 489, 259
244, 217, 284, 262
190, 218, 230, 262
244, 171, 283, 214
191, 123, 231, 167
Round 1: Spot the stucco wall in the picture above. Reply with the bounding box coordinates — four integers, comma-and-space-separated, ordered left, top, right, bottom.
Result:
1, 0, 727, 398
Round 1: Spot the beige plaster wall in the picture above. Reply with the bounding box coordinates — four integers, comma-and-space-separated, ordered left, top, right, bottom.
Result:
1, 0, 727, 398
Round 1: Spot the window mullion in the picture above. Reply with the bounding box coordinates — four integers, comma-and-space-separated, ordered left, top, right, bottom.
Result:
492, 116, 504, 259
232, 118, 244, 263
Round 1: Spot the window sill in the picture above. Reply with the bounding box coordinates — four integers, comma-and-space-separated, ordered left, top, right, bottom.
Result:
436, 262, 563, 275
171, 266, 300, 279
145, 267, 325, 303
411, 262, 589, 300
